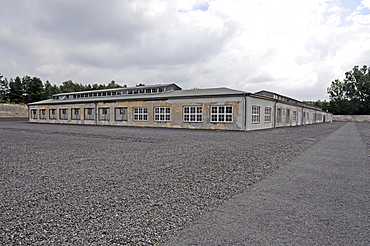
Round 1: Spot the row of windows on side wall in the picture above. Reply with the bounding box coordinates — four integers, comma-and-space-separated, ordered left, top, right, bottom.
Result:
252, 106, 272, 124
30, 106, 234, 123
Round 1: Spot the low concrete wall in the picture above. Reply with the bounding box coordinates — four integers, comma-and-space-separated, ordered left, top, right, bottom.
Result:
333, 115, 370, 122
0, 103, 28, 117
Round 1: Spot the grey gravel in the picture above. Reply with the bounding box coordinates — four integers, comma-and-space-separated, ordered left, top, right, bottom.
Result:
1, 118, 347, 245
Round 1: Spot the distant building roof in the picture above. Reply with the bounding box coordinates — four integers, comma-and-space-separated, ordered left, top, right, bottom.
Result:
28, 85, 249, 105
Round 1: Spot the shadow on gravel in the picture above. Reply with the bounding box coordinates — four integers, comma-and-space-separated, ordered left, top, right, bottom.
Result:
0, 121, 346, 245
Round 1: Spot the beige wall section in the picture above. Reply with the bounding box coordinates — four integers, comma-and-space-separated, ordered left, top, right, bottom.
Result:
28, 95, 333, 131
28, 96, 245, 130
333, 115, 370, 122
0, 103, 28, 117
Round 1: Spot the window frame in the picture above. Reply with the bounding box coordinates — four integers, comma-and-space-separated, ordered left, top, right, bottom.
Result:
84, 108, 94, 120
183, 106, 203, 122
71, 108, 81, 120
39, 109, 46, 119
251, 106, 260, 124
210, 105, 233, 123
264, 107, 271, 123
277, 108, 282, 123
133, 107, 148, 121
31, 109, 37, 119
115, 107, 128, 121
59, 109, 68, 120
49, 109, 57, 119
154, 107, 171, 122
98, 108, 110, 121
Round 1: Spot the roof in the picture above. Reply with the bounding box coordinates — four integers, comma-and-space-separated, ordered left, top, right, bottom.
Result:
254, 90, 322, 110
52, 83, 182, 96
28, 87, 249, 105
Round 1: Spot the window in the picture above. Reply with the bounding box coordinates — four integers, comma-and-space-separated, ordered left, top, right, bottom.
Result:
99, 108, 110, 121
183, 106, 203, 122
59, 109, 68, 120
211, 105, 233, 123
154, 107, 170, 122
84, 108, 94, 120
277, 108, 282, 123
39, 109, 46, 119
115, 107, 128, 121
49, 109, 56, 119
251, 106, 260, 123
31, 109, 37, 119
264, 107, 271, 122
71, 108, 80, 120
286, 109, 290, 123
133, 107, 148, 121
292, 111, 297, 122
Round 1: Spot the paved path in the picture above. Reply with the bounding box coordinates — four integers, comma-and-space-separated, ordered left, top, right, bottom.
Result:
165, 122, 369, 245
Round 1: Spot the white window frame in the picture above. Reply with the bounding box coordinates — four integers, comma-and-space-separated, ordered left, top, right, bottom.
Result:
133, 107, 148, 121
71, 108, 80, 120
264, 107, 271, 123
98, 108, 110, 121
84, 108, 94, 120
292, 111, 297, 122
49, 109, 56, 119
251, 106, 260, 123
154, 107, 171, 122
210, 105, 233, 123
183, 106, 203, 122
31, 109, 37, 119
115, 107, 128, 121
59, 109, 68, 120
39, 109, 46, 119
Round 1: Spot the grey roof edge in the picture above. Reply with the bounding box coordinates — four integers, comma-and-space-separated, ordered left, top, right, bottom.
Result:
28, 87, 251, 106
52, 83, 182, 96
253, 90, 326, 111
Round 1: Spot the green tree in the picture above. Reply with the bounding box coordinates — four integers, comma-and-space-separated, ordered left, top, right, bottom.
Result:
59, 80, 85, 93
0, 73, 10, 102
9, 76, 24, 103
44, 80, 60, 99
23, 76, 45, 103
327, 65, 370, 114
303, 100, 332, 112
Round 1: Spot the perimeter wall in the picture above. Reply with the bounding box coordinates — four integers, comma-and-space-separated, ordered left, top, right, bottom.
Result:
333, 115, 370, 122
0, 103, 28, 117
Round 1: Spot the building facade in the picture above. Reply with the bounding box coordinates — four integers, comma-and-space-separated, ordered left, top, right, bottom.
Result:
28, 84, 332, 131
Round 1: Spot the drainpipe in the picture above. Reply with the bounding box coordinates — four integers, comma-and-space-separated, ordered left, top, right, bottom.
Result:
243, 94, 247, 131
273, 100, 278, 128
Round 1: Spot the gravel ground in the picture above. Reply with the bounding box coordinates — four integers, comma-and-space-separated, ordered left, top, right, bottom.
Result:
356, 122, 370, 154
0, 119, 349, 245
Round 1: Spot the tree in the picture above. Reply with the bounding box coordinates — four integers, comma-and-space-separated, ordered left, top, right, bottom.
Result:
303, 100, 332, 112
0, 73, 9, 102
44, 80, 60, 99
23, 76, 45, 103
59, 80, 85, 93
9, 76, 24, 104
327, 65, 370, 115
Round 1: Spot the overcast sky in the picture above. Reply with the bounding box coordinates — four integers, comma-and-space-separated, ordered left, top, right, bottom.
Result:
1, 0, 369, 100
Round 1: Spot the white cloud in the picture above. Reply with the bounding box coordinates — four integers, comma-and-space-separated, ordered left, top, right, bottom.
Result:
0, 0, 369, 100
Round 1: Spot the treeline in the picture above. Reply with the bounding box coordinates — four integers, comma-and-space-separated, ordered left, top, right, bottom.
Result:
327, 65, 370, 115
0, 74, 127, 104
1, 65, 369, 114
